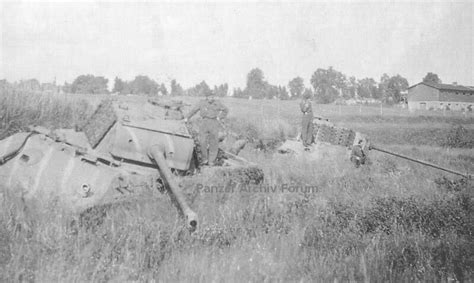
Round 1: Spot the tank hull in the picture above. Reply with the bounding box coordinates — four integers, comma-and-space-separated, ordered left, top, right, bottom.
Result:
0, 133, 132, 214
0, 98, 266, 230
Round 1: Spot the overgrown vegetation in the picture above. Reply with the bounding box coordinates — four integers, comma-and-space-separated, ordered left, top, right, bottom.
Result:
0, 90, 93, 139
0, 91, 473, 281
444, 124, 474, 148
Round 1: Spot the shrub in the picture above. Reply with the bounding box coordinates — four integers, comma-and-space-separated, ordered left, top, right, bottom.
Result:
359, 194, 473, 237
434, 176, 470, 192
443, 124, 474, 148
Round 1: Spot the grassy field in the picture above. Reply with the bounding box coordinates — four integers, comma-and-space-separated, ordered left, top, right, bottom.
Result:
0, 90, 473, 282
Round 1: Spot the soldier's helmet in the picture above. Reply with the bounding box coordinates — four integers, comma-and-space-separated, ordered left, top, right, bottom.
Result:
303, 92, 312, 99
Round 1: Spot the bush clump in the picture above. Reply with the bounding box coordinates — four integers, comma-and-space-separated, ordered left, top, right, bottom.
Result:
443, 124, 474, 148
359, 194, 473, 237
301, 193, 473, 281
435, 176, 471, 192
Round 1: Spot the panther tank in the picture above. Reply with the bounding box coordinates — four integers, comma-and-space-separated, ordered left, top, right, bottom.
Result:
0, 97, 264, 231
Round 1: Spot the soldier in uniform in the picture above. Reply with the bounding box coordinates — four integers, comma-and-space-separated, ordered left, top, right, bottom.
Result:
184, 92, 229, 166
350, 140, 367, 168
299, 92, 314, 147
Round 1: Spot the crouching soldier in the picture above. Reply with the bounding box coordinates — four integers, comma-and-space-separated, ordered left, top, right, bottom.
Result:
184, 92, 229, 166
350, 140, 367, 168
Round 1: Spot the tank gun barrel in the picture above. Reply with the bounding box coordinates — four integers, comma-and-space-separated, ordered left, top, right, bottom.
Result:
313, 116, 329, 122
369, 145, 471, 179
148, 98, 190, 109
148, 144, 198, 231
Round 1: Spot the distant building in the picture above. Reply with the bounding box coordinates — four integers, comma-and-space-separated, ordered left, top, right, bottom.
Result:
41, 82, 59, 93
17, 79, 41, 92
407, 82, 474, 111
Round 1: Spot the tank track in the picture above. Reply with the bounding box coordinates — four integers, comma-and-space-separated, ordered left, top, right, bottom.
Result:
185, 122, 264, 185
313, 120, 356, 147
185, 123, 204, 168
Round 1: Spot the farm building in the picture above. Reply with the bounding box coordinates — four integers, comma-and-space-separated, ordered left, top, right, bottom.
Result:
407, 81, 474, 111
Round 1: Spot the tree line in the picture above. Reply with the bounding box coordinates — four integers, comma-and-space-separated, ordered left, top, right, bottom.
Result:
66, 75, 229, 97
234, 67, 411, 104
0, 70, 444, 105
169, 80, 228, 98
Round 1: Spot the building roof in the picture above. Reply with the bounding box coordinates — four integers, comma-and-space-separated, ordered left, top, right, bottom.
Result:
408, 81, 474, 93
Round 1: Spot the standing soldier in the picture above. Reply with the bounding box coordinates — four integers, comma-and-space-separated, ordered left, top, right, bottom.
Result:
184, 92, 229, 166
300, 92, 314, 147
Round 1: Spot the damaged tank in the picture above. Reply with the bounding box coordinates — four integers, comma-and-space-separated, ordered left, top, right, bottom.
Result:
0, 97, 264, 231
278, 118, 472, 179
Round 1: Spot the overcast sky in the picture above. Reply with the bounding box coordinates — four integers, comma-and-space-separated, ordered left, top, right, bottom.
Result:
1, 1, 473, 89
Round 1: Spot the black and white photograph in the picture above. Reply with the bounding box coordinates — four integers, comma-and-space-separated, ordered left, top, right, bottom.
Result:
0, 1, 473, 281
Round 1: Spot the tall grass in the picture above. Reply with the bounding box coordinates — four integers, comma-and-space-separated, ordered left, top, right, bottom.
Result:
0, 90, 92, 139
219, 97, 474, 148
0, 91, 473, 281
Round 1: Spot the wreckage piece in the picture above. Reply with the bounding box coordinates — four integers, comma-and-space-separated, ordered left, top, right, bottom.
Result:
313, 119, 356, 148
369, 145, 470, 179
279, 118, 471, 179
0, 98, 264, 231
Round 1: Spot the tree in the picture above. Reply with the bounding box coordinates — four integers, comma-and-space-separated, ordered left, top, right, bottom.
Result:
302, 88, 313, 100
233, 87, 246, 98
112, 77, 125, 93
245, 68, 268, 99
262, 85, 274, 99
375, 73, 390, 100
71, 75, 109, 94
422, 72, 442, 84
288, 77, 304, 99
158, 83, 168, 96
357, 78, 378, 99
246, 68, 265, 90
128, 75, 159, 95
344, 76, 358, 99
170, 79, 185, 96
378, 74, 409, 104
187, 81, 212, 97
213, 83, 228, 97
310, 67, 347, 103
278, 86, 290, 100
